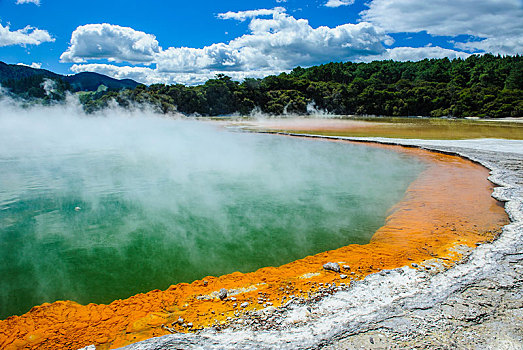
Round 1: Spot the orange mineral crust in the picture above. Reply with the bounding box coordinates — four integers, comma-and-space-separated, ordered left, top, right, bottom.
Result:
0, 143, 509, 350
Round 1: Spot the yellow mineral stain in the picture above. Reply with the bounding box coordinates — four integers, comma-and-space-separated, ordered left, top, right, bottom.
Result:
0, 141, 509, 350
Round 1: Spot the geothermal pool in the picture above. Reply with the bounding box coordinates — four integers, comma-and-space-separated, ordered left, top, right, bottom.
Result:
0, 111, 425, 319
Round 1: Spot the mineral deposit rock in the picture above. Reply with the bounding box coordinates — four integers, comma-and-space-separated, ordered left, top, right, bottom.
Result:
217, 288, 228, 300
323, 262, 340, 273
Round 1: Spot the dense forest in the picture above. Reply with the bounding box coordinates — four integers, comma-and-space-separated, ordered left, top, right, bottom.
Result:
3, 55, 522, 118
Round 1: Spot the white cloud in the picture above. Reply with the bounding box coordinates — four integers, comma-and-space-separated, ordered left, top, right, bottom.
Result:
0, 23, 54, 47
360, 46, 470, 62
70, 63, 284, 86
16, 0, 40, 5
454, 36, 523, 56
60, 23, 160, 63
361, 0, 523, 55
156, 44, 265, 73
63, 11, 390, 82
236, 13, 388, 64
157, 10, 389, 73
65, 7, 492, 85
217, 7, 286, 21
324, 0, 355, 8
70, 64, 162, 84
17, 62, 42, 69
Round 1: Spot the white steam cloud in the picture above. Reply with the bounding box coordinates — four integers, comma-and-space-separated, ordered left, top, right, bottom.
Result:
0, 94, 423, 317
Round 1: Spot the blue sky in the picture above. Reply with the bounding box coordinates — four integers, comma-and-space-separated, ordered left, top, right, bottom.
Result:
1, 0, 522, 85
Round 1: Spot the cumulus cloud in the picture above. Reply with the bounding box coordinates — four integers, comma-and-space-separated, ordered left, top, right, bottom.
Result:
64, 10, 392, 84
360, 46, 470, 62
454, 36, 523, 56
70, 64, 163, 84
60, 23, 160, 63
17, 62, 42, 69
361, 0, 523, 55
324, 0, 355, 8
217, 7, 285, 21
70, 63, 284, 86
66, 6, 494, 85
156, 10, 388, 73
16, 0, 40, 5
0, 23, 54, 47
156, 44, 265, 73
237, 12, 388, 63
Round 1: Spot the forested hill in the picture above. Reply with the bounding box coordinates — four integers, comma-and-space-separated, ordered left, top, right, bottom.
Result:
83, 54, 522, 118
0, 61, 139, 99
3, 55, 522, 118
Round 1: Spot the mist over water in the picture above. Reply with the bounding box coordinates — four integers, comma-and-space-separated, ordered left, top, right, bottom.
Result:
0, 96, 425, 318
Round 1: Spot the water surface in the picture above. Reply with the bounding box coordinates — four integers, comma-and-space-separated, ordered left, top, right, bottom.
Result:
0, 113, 424, 318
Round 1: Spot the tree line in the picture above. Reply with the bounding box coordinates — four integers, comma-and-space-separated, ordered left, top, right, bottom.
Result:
5, 54, 523, 118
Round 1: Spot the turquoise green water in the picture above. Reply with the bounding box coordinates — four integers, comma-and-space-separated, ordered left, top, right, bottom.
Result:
0, 114, 424, 318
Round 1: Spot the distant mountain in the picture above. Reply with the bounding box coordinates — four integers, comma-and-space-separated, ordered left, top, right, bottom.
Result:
0, 61, 62, 82
0, 61, 139, 92
62, 72, 140, 91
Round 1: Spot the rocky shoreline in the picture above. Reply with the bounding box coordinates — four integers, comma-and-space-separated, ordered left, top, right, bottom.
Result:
321, 137, 523, 350
117, 137, 523, 350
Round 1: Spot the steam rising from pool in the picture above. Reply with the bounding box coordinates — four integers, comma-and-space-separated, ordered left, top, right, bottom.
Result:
0, 97, 424, 318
